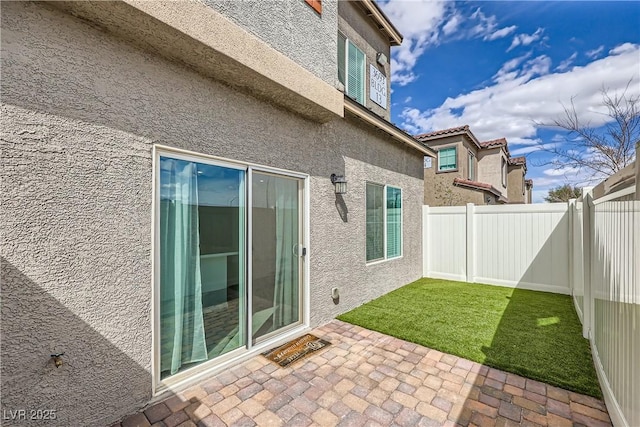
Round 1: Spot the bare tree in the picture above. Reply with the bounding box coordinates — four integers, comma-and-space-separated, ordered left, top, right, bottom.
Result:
535, 81, 640, 180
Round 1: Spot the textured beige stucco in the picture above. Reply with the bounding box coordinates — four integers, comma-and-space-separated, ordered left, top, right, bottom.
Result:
0, 2, 423, 425
508, 165, 526, 203
338, 1, 392, 119
478, 147, 508, 194
49, 0, 343, 123
204, 0, 339, 87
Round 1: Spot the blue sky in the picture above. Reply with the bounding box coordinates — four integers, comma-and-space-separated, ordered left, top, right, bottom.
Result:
379, 1, 640, 202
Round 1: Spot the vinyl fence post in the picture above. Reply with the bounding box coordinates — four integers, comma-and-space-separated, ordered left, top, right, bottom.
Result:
568, 199, 575, 296
466, 203, 475, 283
582, 189, 593, 339
423, 205, 430, 278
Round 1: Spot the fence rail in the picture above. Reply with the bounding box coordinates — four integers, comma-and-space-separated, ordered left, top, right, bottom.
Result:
423, 184, 638, 427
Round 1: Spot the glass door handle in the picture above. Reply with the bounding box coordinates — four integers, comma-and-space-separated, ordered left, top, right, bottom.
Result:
292, 244, 307, 257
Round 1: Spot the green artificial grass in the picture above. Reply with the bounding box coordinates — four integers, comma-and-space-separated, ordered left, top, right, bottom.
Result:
337, 278, 602, 398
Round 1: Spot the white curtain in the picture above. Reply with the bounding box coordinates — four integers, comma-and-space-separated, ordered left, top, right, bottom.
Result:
160, 159, 208, 375
273, 178, 299, 329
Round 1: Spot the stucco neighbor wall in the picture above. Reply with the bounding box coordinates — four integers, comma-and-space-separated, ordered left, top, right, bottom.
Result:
204, 0, 338, 87
478, 147, 508, 193
338, 1, 391, 119
0, 2, 423, 425
508, 166, 526, 203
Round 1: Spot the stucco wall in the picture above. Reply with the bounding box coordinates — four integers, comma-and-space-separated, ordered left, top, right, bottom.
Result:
478, 147, 508, 194
338, 1, 391, 119
204, 0, 338, 87
508, 166, 526, 203
0, 2, 423, 425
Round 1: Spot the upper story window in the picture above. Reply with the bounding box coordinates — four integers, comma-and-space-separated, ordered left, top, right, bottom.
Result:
338, 33, 365, 105
438, 147, 457, 172
468, 151, 475, 180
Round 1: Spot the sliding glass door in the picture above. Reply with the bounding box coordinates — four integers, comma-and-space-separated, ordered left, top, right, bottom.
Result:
159, 156, 246, 378
251, 172, 302, 343
157, 152, 304, 381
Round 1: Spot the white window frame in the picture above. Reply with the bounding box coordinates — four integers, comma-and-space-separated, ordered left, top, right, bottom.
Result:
338, 32, 366, 105
468, 150, 475, 180
501, 157, 507, 187
365, 182, 403, 265
437, 146, 457, 172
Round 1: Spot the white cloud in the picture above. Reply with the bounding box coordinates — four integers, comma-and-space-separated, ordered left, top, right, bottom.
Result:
586, 45, 605, 59
555, 52, 577, 72
485, 25, 517, 41
492, 53, 531, 83
492, 54, 550, 84
380, 4, 518, 86
468, 8, 498, 38
507, 28, 545, 52
510, 143, 556, 156
543, 166, 581, 176
442, 14, 462, 36
379, 0, 451, 86
610, 42, 637, 55
399, 44, 640, 145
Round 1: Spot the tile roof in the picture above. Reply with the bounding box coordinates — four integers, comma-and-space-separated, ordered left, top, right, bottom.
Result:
453, 178, 506, 200
414, 125, 470, 139
479, 138, 507, 148
414, 125, 482, 149
508, 156, 526, 166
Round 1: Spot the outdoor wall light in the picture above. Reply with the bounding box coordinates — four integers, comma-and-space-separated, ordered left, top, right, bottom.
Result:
331, 174, 347, 195
376, 52, 388, 66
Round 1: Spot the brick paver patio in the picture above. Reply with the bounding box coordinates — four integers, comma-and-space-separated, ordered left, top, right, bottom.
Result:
116, 320, 612, 427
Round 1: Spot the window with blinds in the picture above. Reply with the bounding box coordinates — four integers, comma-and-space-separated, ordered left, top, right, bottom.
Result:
366, 183, 384, 262
468, 151, 475, 180
438, 147, 457, 171
386, 186, 402, 259
337, 33, 366, 105
366, 183, 402, 262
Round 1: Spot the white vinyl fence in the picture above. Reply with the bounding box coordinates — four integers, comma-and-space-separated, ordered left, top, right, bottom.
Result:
581, 187, 639, 427
423, 186, 638, 427
423, 203, 571, 294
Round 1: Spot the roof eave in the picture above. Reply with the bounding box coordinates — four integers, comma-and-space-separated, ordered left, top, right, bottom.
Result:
453, 179, 504, 199
344, 97, 436, 157
358, 0, 403, 46
418, 127, 482, 149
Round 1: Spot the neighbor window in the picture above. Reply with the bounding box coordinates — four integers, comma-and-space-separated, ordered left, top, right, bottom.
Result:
468, 151, 475, 180
501, 157, 507, 187
366, 183, 402, 262
338, 33, 366, 105
438, 147, 457, 171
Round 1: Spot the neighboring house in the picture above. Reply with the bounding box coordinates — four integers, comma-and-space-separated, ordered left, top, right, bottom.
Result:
507, 156, 531, 204
525, 179, 534, 203
416, 125, 532, 206
1, 1, 435, 425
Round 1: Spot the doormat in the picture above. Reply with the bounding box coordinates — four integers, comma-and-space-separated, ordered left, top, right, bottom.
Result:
262, 334, 330, 367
